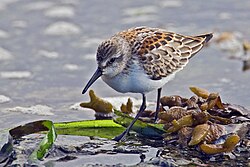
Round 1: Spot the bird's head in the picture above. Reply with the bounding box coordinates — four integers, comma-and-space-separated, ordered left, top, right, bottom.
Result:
82, 37, 131, 94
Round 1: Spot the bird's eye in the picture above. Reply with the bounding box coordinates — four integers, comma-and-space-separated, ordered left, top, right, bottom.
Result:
109, 58, 116, 64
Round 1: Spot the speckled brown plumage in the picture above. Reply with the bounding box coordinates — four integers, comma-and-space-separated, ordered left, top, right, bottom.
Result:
117, 27, 212, 80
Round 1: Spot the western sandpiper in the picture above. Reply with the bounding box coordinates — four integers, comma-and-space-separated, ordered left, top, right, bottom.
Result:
82, 27, 213, 141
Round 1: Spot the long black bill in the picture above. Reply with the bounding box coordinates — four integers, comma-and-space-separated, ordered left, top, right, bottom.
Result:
82, 68, 102, 94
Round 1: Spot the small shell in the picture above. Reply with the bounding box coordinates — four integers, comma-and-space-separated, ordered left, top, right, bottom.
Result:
160, 95, 187, 107
120, 98, 133, 114
200, 93, 224, 110
200, 143, 223, 154
215, 96, 225, 109
208, 92, 219, 100
188, 123, 210, 146
200, 102, 208, 111
166, 115, 194, 133
204, 123, 226, 143
192, 111, 210, 125
189, 122, 226, 146
189, 86, 210, 99
159, 106, 194, 122
200, 134, 240, 154
80, 90, 113, 114
207, 93, 225, 110
223, 134, 240, 149
207, 93, 219, 109
185, 96, 199, 109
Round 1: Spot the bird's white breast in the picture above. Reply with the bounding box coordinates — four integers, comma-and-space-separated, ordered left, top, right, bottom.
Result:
101, 61, 176, 94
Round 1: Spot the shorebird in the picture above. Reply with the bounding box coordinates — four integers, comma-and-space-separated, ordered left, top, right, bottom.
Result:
82, 27, 213, 141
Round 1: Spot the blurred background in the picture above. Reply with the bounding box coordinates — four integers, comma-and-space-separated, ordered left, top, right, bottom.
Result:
0, 0, 250, 130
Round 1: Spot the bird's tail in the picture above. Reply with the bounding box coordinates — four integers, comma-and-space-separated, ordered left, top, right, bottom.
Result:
196, 33, 213, 43
187, 33, 213, 59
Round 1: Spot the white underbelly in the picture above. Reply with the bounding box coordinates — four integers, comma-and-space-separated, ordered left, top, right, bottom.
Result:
101, 69, 176, 94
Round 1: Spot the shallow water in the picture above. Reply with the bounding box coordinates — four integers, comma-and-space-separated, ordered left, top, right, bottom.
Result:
0, 0, 250, 166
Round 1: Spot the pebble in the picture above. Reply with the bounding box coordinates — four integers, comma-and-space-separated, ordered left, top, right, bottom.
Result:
123, 6, 158, 16
0, 0, 18, 11
0, 47, 13, 61
44, 21, 81, 36
24, 1, 54, 11
0, 29, 9, 38
44, 6, 75, 18
0, 95, 11, 103
63, 64, 79, 71
82, 53, 96, 60
219, 78, 231, 83
60, 0, 79, 5
12, 20, 27, 29
0, 71, 31, 79
161, 0, 182, 8
37, 50, 59, 59
4, 104, 54, 116
219, 12, 232, 20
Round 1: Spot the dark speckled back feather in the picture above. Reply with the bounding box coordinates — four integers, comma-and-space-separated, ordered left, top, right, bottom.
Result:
118, 27, 213, 80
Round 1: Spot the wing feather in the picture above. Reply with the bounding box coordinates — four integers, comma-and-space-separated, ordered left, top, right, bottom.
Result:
132, 28, 213, 80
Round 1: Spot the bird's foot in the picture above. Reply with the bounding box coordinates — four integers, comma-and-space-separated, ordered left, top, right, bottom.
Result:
113, 130, 127, 142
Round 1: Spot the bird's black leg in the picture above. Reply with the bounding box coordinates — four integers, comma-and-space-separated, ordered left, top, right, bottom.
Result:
113, 94, 146, 142
154, 88, 162, 123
